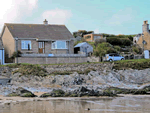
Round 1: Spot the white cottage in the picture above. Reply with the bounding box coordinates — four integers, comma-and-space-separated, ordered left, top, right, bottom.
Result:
0, 39, 4, 65
74, 42, 93, 56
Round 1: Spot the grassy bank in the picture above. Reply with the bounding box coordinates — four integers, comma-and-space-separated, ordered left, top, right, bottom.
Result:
2, 63, 98, 77
1, 59, 150, 77
113, 59, 150, 70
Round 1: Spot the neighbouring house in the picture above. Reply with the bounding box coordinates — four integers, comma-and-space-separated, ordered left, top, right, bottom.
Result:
75, 36, 82, 41
0, 19, 88, 64
136, 20, 150, 51
133, 34, 142, 44
0, 38, 4, 65
83, 33, 103, 42
73, 30, 94, 38
117, 34, 124, 36
74, 42, 93, 56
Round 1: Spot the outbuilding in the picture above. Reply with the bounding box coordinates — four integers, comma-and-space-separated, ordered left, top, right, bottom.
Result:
0, 39, 4, 65
74, 42, 93, 56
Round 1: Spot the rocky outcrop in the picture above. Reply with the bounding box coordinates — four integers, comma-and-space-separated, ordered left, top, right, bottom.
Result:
40, 87, 117, 98
7, 87, 37, 97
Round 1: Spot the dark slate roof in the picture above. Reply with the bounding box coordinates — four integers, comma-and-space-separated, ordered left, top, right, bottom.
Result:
5, 23, 74, 40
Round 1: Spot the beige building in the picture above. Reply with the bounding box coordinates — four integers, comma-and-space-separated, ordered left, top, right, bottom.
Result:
136, 20, 150, 50
83, 34, 103, 42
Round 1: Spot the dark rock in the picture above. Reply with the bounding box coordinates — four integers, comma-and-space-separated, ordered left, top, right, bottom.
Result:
79, 86, 90, 92
7, 87, 37, 97
40, 93, 51, 98
50, 89, 65, 97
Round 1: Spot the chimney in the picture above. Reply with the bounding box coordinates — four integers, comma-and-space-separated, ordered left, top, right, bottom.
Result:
144, 20, 148, 25
143, 20, 149, 33
43, 19, 48, 25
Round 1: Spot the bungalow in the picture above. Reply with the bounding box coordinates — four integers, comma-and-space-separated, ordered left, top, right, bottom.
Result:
0, 19, 87, 64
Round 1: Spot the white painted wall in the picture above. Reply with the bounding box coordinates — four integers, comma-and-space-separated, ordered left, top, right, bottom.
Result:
144, 50, 149, 59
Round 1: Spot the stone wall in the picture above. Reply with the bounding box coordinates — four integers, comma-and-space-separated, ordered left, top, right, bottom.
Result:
16, 57, 87, 64
44, 62, 113, 74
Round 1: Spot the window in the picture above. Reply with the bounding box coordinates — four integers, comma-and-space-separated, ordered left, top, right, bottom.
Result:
85, 36, 91, 39
21, 40, 32, 49
52, 41, 68, 49
94, 36, 101, 40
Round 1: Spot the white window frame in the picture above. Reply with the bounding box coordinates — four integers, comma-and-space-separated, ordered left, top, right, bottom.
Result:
51, 40, 68, 49
21, 40, 32, 49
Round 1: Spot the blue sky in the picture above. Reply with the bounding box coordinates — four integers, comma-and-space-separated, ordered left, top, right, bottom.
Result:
0, 0, 150, 35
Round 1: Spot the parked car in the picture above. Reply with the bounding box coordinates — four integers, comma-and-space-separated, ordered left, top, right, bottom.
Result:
104, 53, 124, 61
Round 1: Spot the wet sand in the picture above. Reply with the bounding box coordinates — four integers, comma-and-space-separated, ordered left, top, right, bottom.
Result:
1, 94, 150, 113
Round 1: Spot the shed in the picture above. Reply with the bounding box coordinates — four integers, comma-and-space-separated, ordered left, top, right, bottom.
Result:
74, 42, 93, 56
0, 38, 4, 65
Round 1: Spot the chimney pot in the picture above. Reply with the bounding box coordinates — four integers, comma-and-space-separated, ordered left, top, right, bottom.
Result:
43, 19, 48, 25
144, 20, 148, 25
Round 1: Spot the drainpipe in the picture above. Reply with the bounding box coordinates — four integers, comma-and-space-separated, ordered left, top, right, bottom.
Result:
2, 48, 3, 65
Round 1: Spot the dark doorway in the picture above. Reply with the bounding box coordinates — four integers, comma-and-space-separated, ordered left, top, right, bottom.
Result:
74, 47, 80, 54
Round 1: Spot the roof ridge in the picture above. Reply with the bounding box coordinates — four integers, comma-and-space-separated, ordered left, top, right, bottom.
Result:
5, 23, 65, 26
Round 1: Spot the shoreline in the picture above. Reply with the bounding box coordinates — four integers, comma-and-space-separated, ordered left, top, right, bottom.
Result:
1, 93, 150, 106
0, 95, 114, 105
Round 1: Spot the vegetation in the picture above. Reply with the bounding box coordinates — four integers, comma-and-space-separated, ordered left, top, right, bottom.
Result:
132, 45, 142, 54
12, 64, 47, 77
48, 68, 96, 75
102, 33, 136, 41
93, 42, 117, 58
114, 46, 121, 52
7, 93, 19, 97
94, 38, 106, 46
106, 37, 132, 46
113, 59, 150, 70
11, 50, 22, 59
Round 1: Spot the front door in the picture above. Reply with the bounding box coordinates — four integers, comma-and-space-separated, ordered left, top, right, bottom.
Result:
39, 42, 45, 53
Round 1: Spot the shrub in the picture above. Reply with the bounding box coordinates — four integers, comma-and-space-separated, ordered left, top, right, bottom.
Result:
121, 38, 132, 46
93, 42, 114, 57
11, 50, 22, 59
106, 47, 117, 54
132, 46, 140, 54
94, 38, 106, 46
106, 37, 122, 46
114, 46, 121, 52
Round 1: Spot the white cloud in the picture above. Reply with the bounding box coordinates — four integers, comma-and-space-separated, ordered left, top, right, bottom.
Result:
0, 0, 38, 30
42, 8, 72, 24
104, 8, 134, 26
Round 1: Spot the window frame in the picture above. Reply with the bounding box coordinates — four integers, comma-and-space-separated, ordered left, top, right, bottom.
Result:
21, 40, 32, 50
51, 40, 68, 49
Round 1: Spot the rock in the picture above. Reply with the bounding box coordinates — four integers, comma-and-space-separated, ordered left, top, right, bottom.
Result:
50, 89, 65, 97
40, 93, 51, 98
7, 87, 37, 97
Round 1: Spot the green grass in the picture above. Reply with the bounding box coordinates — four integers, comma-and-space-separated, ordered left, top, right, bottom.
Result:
12, 64, 47, 77
113, 59, 150, 70
7, 93, 19, 97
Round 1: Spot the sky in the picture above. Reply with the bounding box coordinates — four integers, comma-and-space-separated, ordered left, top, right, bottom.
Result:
0, 0, 150, 35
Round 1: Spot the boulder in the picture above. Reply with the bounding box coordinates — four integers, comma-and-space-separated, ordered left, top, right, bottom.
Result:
50, 89, 65, 97
40, 93, 51, 98
7, 87, 37, 97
